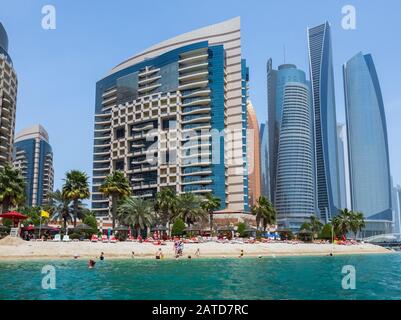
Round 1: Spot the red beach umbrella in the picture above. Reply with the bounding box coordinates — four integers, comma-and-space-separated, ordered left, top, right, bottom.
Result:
0, 211, 28, 227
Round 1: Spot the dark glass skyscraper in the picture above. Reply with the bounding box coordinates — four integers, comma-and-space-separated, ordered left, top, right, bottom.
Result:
343, 52, 392, 236
307, 22, 341, 221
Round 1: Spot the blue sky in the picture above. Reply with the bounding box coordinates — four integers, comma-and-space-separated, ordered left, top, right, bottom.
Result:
1, 0, 401, 190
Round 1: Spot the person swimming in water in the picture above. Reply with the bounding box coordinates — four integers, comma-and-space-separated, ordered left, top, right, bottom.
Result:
88, 259, 96, 268
156, 248, 163, 260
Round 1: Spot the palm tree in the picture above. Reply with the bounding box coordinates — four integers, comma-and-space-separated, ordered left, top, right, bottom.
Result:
99, 171, 131, 229
252, 196, 276, 231
154, 187, 177, 233
0, 164, 26, 213
117, 197, 154, 236
176, 193, 206, 226
350, 211, 365, 239
62, 170, 90, 227
309, 215, 323, 239
201, 193, 221, 234
48, 189, 73, 230
332, 208, 353, 238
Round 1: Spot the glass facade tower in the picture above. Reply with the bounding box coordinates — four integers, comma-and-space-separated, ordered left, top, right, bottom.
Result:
267, 61, 316, 231
308, 22, 341, 221
91, 18, 249, 218
13, 125, 54, 207
343, 52, 392, 236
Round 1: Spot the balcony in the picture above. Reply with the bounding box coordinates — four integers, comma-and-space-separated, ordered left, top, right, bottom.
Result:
178, 80, 208, 91
179, 53, 209, 65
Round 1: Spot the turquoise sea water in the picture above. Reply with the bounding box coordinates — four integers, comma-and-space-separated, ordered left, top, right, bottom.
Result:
1, 253, 401, 300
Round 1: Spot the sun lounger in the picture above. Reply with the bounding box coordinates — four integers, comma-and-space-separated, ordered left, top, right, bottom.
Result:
53, 234, 61, 242
102, 235, 109, 243
91, 235, 98, 242
62, 235, 71, 242
110, 236, 117, 243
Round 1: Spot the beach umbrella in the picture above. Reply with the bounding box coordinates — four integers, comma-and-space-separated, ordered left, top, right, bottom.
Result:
150, 226, 168, 232
73, 223, 93, 231
184, 226, 202, 232
115, 225, 130, 232
34, 225, 54, 231
0, 211, 28, 227
217, 226, 235, 231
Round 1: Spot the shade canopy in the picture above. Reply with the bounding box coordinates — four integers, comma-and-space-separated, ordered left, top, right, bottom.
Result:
151, 226, 168, 232
0, 211, 28, 221
34, 225, 54, 231
73, 224, 94, 231
217, 226, 235, 231
184, 226, 202, 232
115, 225, 130, 231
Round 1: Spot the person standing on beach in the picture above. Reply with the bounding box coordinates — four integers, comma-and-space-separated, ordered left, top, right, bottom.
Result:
195, 248, 200, 258
100, 252, 104, 261
239, 249, 244, 258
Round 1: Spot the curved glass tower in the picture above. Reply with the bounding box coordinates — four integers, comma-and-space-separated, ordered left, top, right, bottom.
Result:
13, 125, 54, 207
267, 62, 315, 230
343, 52, 392, 236
308, 22, 341, 221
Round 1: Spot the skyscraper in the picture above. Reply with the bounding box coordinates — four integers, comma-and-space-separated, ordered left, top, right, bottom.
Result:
337, 123, 347, 210
13, 125, 54, 207
343, 52, 392, 236
308, 22, 341, 221
259, 121, 269, 199
246, 100, 261, 207
396, 185, 401, 234
0, 23, 17, 168
91, 17, 249, 218
267, 62, 315, 230
391, 181, 400, 234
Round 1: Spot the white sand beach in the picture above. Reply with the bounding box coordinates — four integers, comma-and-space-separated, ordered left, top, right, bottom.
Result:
0, 238, 390, 260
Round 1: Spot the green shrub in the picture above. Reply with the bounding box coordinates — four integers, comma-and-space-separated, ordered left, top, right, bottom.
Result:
69, 233, 81, 240
236, 222, 246, 237
171, 218, 186, 236
319, 223, 333, 240
83, 214, 98, 233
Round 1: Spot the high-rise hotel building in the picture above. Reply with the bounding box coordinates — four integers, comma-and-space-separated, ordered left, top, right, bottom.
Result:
308, 22, 341, 221
92, 18, 250, 218
13, 125, 54, 207
0, 23, 17, 167
267, 61, 315, 230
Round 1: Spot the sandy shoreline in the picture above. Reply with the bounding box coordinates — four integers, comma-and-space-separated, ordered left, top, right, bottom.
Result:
0, 240, 391, 261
